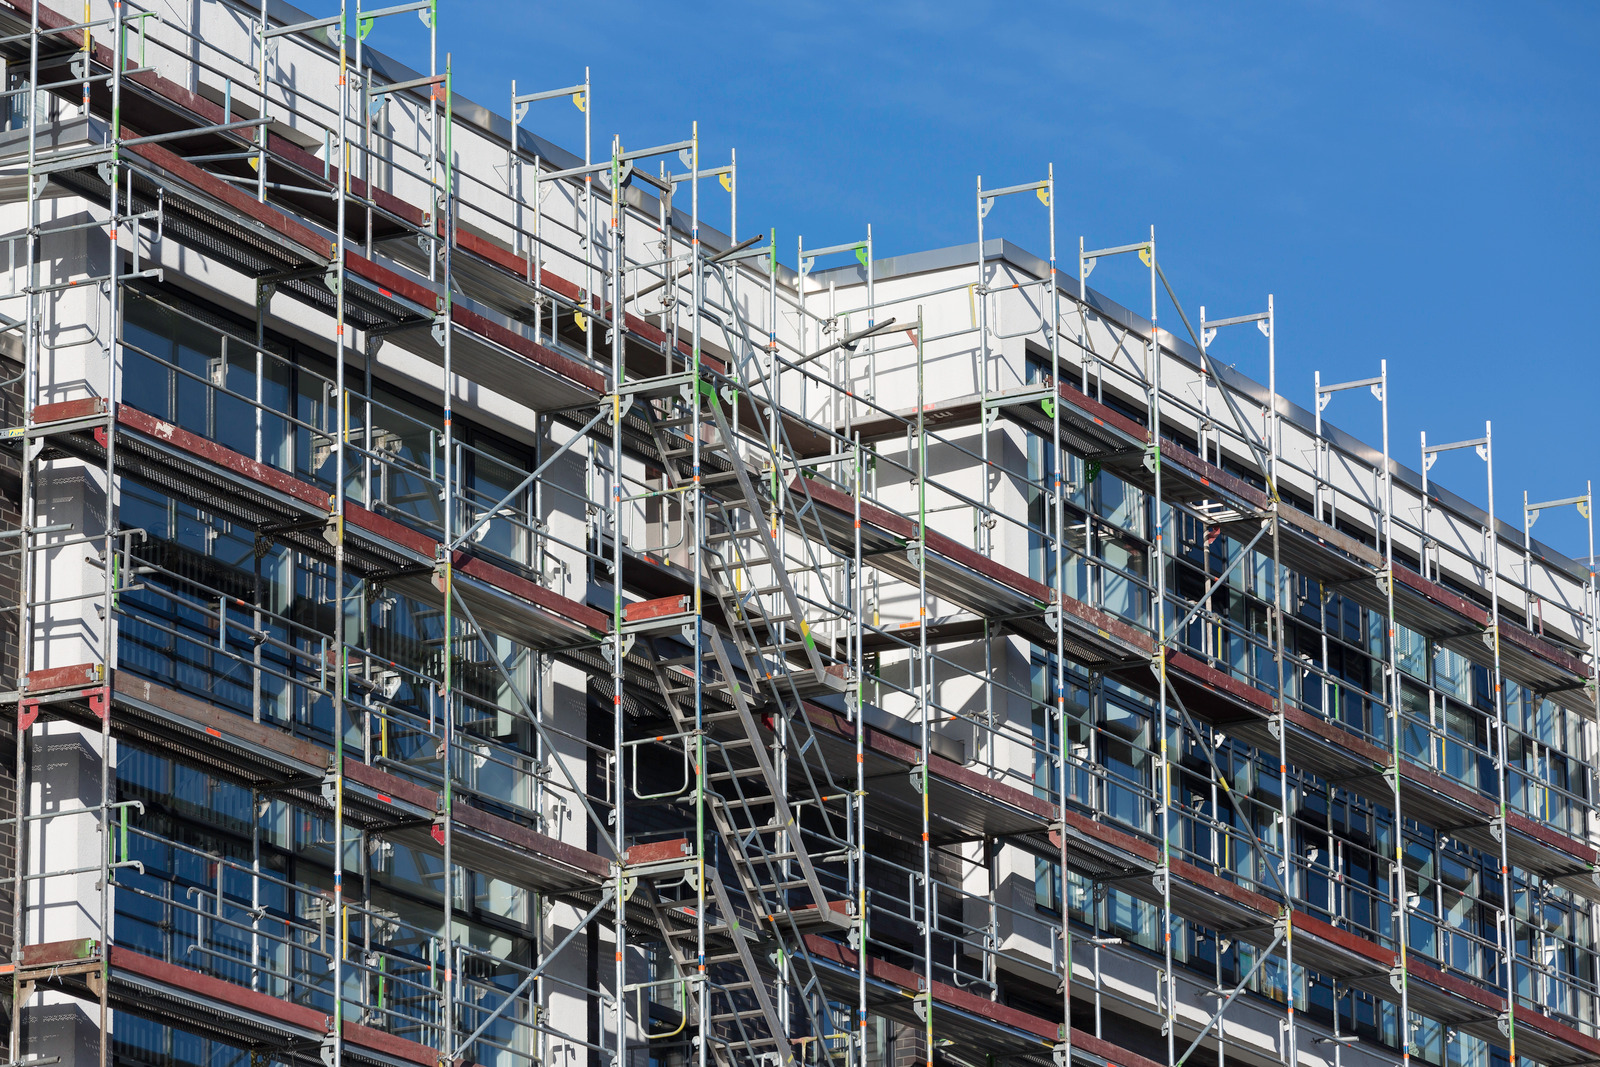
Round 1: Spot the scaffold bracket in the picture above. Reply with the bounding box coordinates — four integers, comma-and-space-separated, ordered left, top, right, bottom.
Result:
905, 540, 923, 569
601, 634, 636, 666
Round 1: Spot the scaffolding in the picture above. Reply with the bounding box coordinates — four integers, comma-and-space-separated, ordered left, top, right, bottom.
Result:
0, 5, 1597, 1067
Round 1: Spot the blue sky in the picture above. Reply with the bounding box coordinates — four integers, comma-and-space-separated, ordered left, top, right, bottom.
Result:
376, 1, 1598, 557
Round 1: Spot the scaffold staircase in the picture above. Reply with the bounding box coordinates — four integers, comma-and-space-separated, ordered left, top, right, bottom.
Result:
637, 854, 795, 1067
620, 360, 850, 1065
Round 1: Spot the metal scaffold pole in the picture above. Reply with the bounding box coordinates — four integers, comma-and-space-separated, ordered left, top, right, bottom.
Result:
608, 127, 627, 1067
687, 117, 706, 1067
8, 0, 41, 1054
1320, 361, 1407, 1066
439, 49, 458, 1064
1424, 423, 1513, 1063
1194, 292, 1289, 1066
1146, 227, 1174, 1067
1484, 425, 1514, 1067
94, 6, 124, 1064
331, 4, 350, 1063
1522, 483, 1596, 728
1045, 163, 1070, 1067
914, 303, 932, 1067
852, 430, 867, 1067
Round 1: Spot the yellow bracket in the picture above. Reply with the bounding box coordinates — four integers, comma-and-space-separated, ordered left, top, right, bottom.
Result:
719, 172, 732, 194
1036, 187, 1050, 207
1138, 245, 1153, 268
572, 91, 586, 113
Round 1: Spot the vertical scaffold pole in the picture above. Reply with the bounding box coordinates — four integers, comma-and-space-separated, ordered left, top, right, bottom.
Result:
915, 304, 932, 1067
1042, 164, 1072, 1067
331, 4, 349, 1064
8, 0, 41, 1055
1319, 363, 1408, 1062
1147, 228, 1176, 1067
582, 69, 592, 372
974, 179, 990, 555
853, 432, 867, 1067
1379, 361, 1409, 1067
96, 7, 126, 1065
608, 130, 628, 1067
1193, 294, 1283, 1066
689, 118, 707, 1067
256, 0, 268, 201
1589, 481, 1597, 743
1266, 293, 1297, 1067
439, 51, 457, 1063
1482, 424, 1517, 1065
424, 0, 437, 281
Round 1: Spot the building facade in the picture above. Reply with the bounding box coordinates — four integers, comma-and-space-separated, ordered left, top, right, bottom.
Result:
0, 4, 1596, 1067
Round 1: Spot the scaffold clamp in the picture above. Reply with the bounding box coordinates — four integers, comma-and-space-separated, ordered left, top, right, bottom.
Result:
1053, 1042, 1070, 1067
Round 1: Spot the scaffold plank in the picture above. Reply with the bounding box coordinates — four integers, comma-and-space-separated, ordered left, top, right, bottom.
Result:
793, 477, 1150, 666
803, 935, 1165, 1067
